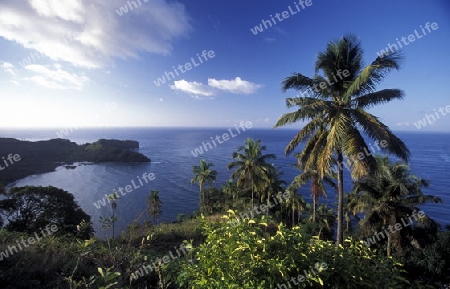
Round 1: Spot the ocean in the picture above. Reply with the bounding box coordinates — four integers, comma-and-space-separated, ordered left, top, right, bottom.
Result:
1, 127, 449, 238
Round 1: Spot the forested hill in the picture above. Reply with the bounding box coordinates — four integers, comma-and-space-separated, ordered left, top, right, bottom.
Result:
0, 138, 150, 186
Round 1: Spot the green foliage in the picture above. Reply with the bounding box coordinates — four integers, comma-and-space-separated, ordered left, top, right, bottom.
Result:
191, 159, 218, 214
148, 190, 163, 223
298, 204, 336, 240
0, 230, 94, 288
227, 138, 276, 208
68, 267, 122, 289
396, 231, 450, 286
348, 156, 442, 256
203, 187, 229, 214
178, 211, 408, 289
275, 34, 410, 246
0, 186, 93, 239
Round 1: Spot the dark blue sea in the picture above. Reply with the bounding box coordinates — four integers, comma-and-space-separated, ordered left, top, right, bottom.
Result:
1, 127, 449, 238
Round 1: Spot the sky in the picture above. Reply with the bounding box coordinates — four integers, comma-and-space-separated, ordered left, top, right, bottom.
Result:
0, 0, 449, 131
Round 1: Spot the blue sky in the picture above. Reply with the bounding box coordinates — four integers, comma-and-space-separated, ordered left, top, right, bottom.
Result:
0, 0, 449, 131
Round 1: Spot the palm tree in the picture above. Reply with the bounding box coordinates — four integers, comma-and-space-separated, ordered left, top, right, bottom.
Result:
191, 159, 217, 213
222, 179, 241, 205
291, 153, 336, 222
348, 156, 442, 256
107, 192, 120, 240
274, 34, 410, 245
148, 190, 163, 224
260, 168, 286, 218
283, 189, 305, 225
315, 204, 336, 239
227, 138, 276, 208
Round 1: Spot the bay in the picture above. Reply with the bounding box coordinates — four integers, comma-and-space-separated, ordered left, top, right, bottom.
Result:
1, 127, 449, 238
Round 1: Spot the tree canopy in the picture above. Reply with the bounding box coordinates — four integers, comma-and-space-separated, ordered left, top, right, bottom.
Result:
0, 186, 93, 239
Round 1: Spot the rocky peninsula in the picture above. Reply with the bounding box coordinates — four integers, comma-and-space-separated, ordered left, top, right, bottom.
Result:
0, 138, 150, 186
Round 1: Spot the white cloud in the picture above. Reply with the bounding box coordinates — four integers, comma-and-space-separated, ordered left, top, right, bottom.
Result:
208, 77, 263, 94
171, 77, 263, 98
395, 122, 410, 127
4, 69, 15, 75
170, 80, 213, 97
0, 0, 191, 68
25, 64, 89, 90
29, 0, 84, 23
2, 61, 16, 75
2, 62, 13, 69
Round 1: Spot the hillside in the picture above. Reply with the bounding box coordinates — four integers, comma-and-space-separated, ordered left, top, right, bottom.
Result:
0, 138, 150, 186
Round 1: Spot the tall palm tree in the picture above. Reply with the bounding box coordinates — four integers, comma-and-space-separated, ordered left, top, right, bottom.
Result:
274, 34, 410, 245
283, 189, 305, 225
191, 159, 217, 213
260, 168, 286, 218
227, 138, 276, 208
107, 192, 120, 240
348, 156, 442, 256
148, 190, 163, 224
291, 153, 336, 222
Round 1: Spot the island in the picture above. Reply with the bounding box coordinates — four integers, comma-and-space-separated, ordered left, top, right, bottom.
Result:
0, 138, 150, 186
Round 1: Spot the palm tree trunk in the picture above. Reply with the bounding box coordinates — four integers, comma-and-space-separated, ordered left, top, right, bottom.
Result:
251, 178, 254, 208
387, 214, 396, 256
313, 197, 316, 222
292, 207, 295, 225
200, 185, 204, 214
336, 151, 344, 246
346, 213, 349, 233
112, 209, 115, 240
387, 231, 392, 257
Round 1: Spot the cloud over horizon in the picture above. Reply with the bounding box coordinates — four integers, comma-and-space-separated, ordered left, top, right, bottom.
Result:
171, 77, 263, 97
0, 0, 191, 69
208, 77, 263, 94
25, 64, 89, 90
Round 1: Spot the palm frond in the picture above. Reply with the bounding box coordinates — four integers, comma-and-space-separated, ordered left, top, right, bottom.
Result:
343, 50, 403, 98
351, 109, 410, 161
353, 89, 404, 109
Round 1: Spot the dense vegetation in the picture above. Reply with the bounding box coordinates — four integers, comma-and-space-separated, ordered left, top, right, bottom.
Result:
0, 35, 449, 288
0, 138, 150, 185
